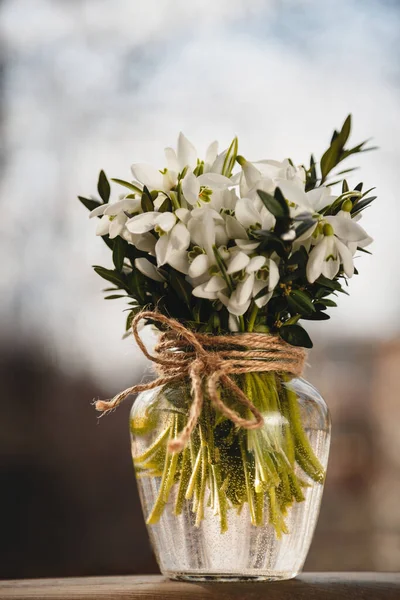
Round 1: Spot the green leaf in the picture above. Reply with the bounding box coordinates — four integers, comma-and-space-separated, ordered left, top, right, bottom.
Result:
97, 170, 110, 203
126, 310, 135, 332
351, 196, 377, 215
158, 197, 172, 212
222, 136, 238, 177
337, 114, 351, 147
320, 298, 337, 307
295, 218, 316, 239
104, 294, 127, 300
257, 188, 289, 218
301, 311, 331, 321
169, 271, 193, 307
256, 230, 289, 258
101, 235, 115, 251
279, 324, 313, 348
78, 196, 101, 213
93, 266, 126, 288
288, 289, 316, 316
112, 236, 128, 271
111, 178, 142, 194
141, 186, 154, 212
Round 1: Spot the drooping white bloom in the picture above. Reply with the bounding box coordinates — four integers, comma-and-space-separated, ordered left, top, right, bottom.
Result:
135, 258, 165, 282
89, 131, 374, 338
90, 197, 141, 238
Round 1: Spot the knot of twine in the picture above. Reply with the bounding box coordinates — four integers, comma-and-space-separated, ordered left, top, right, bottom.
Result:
95, 311, 306, 453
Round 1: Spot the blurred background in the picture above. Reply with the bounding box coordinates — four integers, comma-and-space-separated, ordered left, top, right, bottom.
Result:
0, 0, 399, 580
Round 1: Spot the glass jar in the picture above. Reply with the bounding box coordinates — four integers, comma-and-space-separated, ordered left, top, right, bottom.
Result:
130, 372, 330, 581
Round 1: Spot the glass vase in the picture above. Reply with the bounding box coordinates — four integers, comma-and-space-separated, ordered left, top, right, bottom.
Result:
130, 372, 330, 581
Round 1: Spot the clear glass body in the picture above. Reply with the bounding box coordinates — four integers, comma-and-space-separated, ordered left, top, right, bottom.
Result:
130, 376, 330, 581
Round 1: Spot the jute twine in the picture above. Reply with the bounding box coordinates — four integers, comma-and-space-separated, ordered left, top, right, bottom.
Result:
95, 311, 306, 453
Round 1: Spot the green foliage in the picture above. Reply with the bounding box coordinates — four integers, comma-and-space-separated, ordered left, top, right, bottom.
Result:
97, 170, 110, 203
78, 115, 377, 349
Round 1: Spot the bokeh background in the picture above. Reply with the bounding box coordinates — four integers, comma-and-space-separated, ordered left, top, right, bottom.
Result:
1, 0, 399, 579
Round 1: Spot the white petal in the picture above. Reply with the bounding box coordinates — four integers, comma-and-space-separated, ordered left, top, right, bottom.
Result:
95, 214, 110, 236
155, 234, 169, 266
169, 222, 191, 252
278, 179, 310, 210
177, 132, 197, 170
217, 292, 230, 307
306, 187, 333, 211
246, 256, 266, 273
126, 211, 158, 234
204, 141, 219, 169
210, 149, 227, 175
227, 293, 251, 316
229, 172, 241, 186
175, 208, 191, 224
135, 258, 165, 282
325, 215, 369, 243
255, 291, 273, 308
296, 221, 318, 242
109, 213, 127, 239
154, 212, 177, 232
241, 161, 262, 190
131, 163, 163, 190
90, 204, 107, 218
167, 251, 190, 275
306, 238, 328, 283
235, 239, 260, 252
192, 282, 218, 300
335, 237, 355, 278
104, 198, 140, 216
204, 275, 227, 292
225, 215, 249, 240
164, 147, 179, 173
226, 251, 251, 274
236, 273, 255, 305
134, 232, 157, 254
268, 259, 280, 291
197, 173, 232, 188
235, 198, 261, 229
228, 314, 240, 332
182, 171, 200, 205
188, 253, 210, 278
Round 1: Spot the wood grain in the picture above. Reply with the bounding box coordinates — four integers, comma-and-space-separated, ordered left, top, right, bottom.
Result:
0, 573, 399, 600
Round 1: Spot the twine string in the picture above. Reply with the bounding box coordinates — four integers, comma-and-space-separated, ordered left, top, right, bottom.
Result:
95, 310, 306, 453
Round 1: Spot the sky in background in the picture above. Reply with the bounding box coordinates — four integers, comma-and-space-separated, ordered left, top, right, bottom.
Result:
0, 0, 399, 388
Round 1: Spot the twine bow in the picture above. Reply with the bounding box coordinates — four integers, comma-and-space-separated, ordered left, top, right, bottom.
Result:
95, 311, 306, 453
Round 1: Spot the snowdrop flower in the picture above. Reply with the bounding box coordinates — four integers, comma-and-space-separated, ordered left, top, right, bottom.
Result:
134, 258, 165, 282
90, 197, 141, 238
131, 133, 199, 193
306, 224, 353, 282
126, 210, 190, 273
336, 201, 373, 255
235, 197, 275, 232
306, 213, 371, 283
181, 171, 233, 206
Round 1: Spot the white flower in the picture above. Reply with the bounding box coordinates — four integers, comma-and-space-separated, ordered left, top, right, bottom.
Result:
154, 222, 191, 269
306, 232, 354, 283
126, 211, 190, 271
182, 171, 233, 206
90, 197, 141, 238
235, 197, 275, 231
135, 258, 165, 282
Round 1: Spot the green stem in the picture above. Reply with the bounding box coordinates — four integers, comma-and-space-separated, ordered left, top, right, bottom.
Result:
247, 303, 259, 333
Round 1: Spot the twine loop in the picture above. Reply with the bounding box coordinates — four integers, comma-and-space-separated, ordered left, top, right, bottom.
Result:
95, 311, 306, 453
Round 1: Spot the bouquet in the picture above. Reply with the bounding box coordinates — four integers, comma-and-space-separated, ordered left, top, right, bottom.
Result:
79, 115, 375, 537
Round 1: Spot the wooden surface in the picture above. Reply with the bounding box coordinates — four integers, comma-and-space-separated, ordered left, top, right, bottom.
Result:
0, 573, 399, 600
